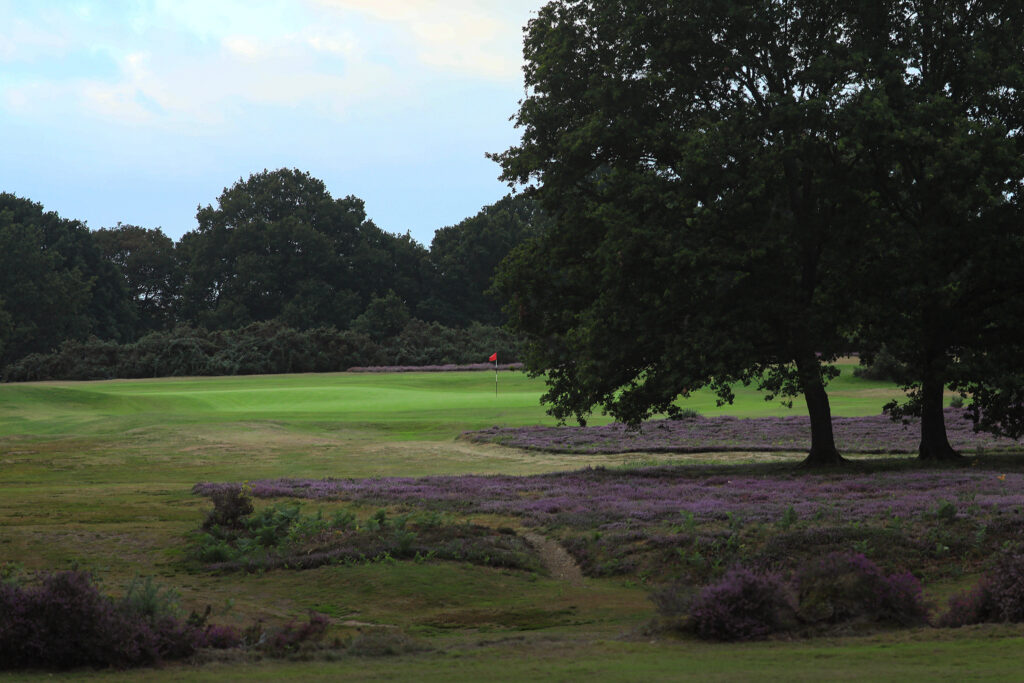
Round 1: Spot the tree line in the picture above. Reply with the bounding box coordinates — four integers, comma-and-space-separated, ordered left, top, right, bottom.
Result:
0, 168, 541, 376
491, 0, 1024, 466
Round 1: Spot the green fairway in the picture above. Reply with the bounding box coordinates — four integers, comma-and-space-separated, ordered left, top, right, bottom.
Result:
0, 360, 907, 439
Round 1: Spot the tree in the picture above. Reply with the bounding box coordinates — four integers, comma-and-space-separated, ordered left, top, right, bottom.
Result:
423, 194, 548, 327
178, 168, 421, 330
0, 193, 134, 367
492, 0, 869, 466
93, 223, 181, 334
351, 291, 411, 342
849, 1, 1024, 459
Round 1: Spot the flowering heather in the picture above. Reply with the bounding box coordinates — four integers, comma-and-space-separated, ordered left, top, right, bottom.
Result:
463, 409, 1020, 454
346, 363, 523, 373
688, 568, 795, 640
193, 467, 1024, 529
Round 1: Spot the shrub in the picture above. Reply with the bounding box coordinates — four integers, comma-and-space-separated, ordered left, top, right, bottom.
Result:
200, 624, 243, 649
260, 612, 329, 657
0, 571, 171, 669
853, 347, 909, 382
794, 552, 927, 627
650, 582, 694, 622
203, 485, 254, 530
688, 568, 795, 641
940, 552, 1024, 626
1, 319, 522, 381
119, 575, 182, 621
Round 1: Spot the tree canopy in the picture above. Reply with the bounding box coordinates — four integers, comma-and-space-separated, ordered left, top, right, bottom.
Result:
0, 172, 535, 376
848, 0, 1024, 458
493, 0, 875, 465
0, 193, 134, 367
492, 0, 1024, 465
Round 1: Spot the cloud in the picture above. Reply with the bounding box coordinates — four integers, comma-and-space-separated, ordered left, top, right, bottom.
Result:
0, 1, 537, 133
308, 0, 538, 81
0, 16, 71, 61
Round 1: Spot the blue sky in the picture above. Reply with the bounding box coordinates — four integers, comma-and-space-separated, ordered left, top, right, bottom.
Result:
0, 0, 542, 245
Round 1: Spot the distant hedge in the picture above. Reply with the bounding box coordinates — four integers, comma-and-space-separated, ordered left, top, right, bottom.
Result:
1, 319, 522, 382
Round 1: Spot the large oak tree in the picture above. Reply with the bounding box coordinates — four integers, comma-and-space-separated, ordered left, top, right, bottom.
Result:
849, 0, 1024, 459
493, 0, 868, 466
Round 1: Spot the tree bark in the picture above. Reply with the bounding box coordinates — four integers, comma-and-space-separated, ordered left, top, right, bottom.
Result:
918, 372, 961, 461
796, 353, 846, 467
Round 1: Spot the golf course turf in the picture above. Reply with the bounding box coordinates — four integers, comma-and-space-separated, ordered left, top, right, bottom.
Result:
2, 363, 1023, 680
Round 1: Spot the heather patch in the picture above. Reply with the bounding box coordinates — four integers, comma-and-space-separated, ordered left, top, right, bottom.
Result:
0, 571, 238, 671
940, 552, 1024, 627
347, 363, 524, 373
463, 409, 1019, 454
654, 553, 927, 641
195, 464, 1024, 587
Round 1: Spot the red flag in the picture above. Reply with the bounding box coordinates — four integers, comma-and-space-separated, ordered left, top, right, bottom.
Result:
489, 352, 498, 362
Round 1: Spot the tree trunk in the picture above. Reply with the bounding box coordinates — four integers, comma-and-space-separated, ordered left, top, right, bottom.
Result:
918, 373, 961, 461
796, 354, 846, 467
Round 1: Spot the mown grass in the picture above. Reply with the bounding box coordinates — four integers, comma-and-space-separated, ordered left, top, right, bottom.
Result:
1, 363, 1011, 680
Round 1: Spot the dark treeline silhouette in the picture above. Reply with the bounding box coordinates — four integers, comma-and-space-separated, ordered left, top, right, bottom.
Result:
0, 169, 538, 379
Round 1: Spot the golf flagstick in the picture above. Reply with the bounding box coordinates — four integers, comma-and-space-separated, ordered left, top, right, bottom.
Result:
489, 352, 498, 396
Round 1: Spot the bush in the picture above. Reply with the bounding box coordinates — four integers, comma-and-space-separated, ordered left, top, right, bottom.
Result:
0, 571, 190, 670
688, 568, 795, 641
1, 319, 522, 381
202, 485, 254, 531
853, 347, 909, 382
258, 612, 329, 657
119, 575, 182, 621
794, 552, 927, 627
940, 552, 1024, 626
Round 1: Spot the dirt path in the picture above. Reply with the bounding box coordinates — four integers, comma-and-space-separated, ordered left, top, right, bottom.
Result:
523, 532, 585, 587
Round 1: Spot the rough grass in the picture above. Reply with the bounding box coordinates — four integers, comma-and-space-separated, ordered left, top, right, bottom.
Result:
1, 364, 1016, 680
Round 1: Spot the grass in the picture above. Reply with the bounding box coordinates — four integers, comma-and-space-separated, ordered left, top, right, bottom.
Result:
1, 362, 1014, 680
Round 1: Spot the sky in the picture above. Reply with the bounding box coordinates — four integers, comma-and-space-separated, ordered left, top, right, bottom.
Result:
0, 0, 543, 246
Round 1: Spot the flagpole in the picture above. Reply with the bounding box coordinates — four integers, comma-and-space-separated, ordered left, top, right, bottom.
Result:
494, 355, 498, 397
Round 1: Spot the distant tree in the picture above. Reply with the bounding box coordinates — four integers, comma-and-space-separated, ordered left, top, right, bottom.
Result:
178, 168, 419, 330
422, 194, 548, 327
93, 223, 180, 334
351, 291, 411, 342
850, 1, 1024, 459
350, 228, 433, 322
0, 193, 134, 366
0, 296, 13, 362
492, 0, 868, 466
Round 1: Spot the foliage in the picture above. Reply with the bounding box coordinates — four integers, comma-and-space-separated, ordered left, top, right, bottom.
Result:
687, 568, 795, 641
190, 498, 542, 574
351, 291, 411, 342
258, 612, 330, 657
203, 484, 254, 531
490, 0, 878, 466
177, 168, 432, 332
119, 575, 183, 622
794, 552, 927, 627
0, 570, 234, 670
2, 319, 521, 381
424, 194, 547, 327
940, 553, 1024, 627
93, 223, 180, 335
848, 2, 1024, 459
853, 348, 910, 383
0, 193, 134, 367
